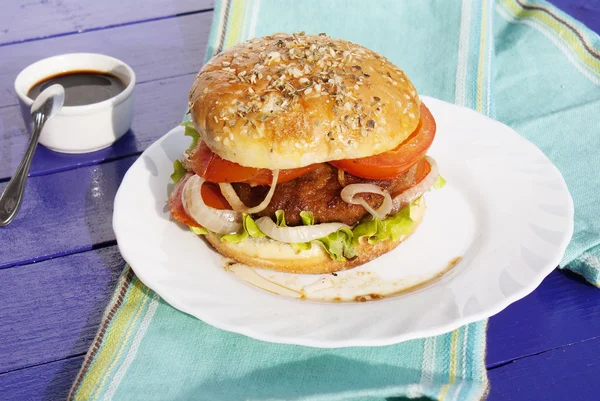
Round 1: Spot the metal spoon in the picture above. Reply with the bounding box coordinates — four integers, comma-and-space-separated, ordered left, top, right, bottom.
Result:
0, 84, 65, 227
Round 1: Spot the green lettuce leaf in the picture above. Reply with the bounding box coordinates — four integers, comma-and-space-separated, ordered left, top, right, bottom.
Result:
275, 210, 287, 226
181, 121, 200, 151
433, 174, 446, 190
221, 230, 248, 243
352, 217, 380, 245
221, 215, 266, 242
299, 211, 314, 225
171, 159, 187, 184
381, 202, 415, 241
317, 226, 356, 260
352, 199, 419, 245
190, 226, 208, 235
291, 242, 312, 252
244, 214, 266, 238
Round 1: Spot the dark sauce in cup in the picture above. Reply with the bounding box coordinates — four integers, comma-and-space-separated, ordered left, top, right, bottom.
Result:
27, 70, 126, 106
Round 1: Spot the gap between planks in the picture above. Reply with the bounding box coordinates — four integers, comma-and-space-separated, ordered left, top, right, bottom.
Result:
487, 334, 600, 370
0, 150, 143, 184
0, 240, 118, 271
0, 353, 86, 377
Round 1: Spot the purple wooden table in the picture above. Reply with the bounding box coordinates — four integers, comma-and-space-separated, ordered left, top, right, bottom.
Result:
0, 1, 599, 400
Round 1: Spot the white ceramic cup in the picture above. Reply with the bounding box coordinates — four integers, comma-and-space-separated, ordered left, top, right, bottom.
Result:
14, 53, 136, 153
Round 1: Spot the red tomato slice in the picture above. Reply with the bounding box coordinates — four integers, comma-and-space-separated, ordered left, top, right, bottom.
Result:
201, 181, 231, 210
169, 174, 232, 227
189, 141, 322, 185
190, 141, 262, 183
330, 103, 436, 180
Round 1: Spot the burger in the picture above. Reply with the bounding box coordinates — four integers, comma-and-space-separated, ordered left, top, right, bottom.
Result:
168, 32, 444, 275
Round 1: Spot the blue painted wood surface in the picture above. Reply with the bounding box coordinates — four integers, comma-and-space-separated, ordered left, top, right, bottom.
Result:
0, 156, 135, 268
0, 356, 85, 401
487, 337, 600, 401
487, 269, 600, 367
549, 0, 600, 33
0, 247, 122, 373
0, 0, 598, 400
0, 0, 213, 45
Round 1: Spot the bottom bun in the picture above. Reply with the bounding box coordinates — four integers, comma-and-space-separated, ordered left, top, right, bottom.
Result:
205, 199, 426, 275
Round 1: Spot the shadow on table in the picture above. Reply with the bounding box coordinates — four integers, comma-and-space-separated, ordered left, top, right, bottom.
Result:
184, 355, 436, 401
560, 268, 598, 287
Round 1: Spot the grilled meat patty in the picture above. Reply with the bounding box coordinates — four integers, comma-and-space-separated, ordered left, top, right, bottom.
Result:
233, 159, 428, 226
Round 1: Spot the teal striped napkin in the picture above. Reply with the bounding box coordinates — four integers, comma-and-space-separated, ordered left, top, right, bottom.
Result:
69, 1, 600, 400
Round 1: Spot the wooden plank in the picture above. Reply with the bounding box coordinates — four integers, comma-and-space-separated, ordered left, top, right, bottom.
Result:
549, 0, 600, 34
0, 156, 135, 268
487, 338, 600, 401
0, 73, 196, 180
0, 0, 213, 45
0, 355, 83, 401
0, 247, 122, 373
0, 11, 212, 108
487, 269, 600, 367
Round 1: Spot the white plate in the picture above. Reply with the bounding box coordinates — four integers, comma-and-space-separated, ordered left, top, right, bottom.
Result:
113, 96, 573, 347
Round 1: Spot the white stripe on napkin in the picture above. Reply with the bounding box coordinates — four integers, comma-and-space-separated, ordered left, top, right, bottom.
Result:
455, 0, 473, 106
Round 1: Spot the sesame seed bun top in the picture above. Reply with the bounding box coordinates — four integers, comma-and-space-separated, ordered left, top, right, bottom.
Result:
188, 32, 421, 169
